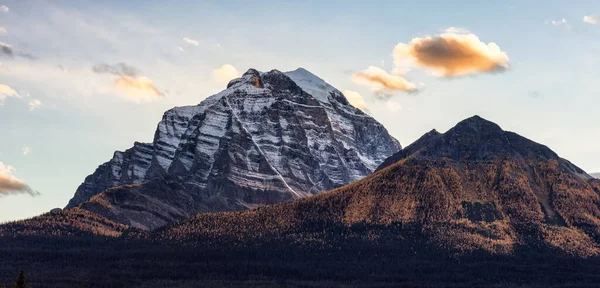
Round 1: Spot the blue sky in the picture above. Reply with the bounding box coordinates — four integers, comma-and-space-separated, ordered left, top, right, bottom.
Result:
0, 0, 599, 222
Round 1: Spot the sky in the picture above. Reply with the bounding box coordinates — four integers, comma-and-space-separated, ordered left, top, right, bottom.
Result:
0, 0, 599, 222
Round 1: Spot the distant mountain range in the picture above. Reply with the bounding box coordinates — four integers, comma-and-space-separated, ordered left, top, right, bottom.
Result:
592, 173, 600, 179
64, 68, 400, 230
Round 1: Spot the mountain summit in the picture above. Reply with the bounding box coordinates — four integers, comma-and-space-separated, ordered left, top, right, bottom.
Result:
65, 68, 401, 229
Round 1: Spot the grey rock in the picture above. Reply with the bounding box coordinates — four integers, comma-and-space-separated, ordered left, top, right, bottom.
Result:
66, 68, 401, 230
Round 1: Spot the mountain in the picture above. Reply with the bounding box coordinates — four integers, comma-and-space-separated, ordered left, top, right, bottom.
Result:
65, 68, 401, 230
592, 173, 600, 179
155, 116, 600, 257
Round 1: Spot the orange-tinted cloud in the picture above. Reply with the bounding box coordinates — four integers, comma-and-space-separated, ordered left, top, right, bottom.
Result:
93, 63, 164, 101
0, 84, 20, 104
343, 90, 369, 112
352, 66, 417, 92
393, 33, 510, 77
115, 76, 164, 100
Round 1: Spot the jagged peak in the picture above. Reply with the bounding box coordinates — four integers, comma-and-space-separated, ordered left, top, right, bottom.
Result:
242, 68, 261, 77
452, 115, 503, 133
227, 68, 264, 89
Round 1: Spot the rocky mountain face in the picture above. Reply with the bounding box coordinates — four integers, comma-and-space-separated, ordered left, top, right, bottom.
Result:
155, 116, 600, 257
65, 68, 401, 230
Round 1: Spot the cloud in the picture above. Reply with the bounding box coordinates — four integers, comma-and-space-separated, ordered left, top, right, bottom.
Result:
444, 27, 471, 34
386, 101, 402, 112
114, 76, 164, 100
0, 5, 7, 13
22, 147, 31, 156
546, 19, 573, 30
92, 63, 141, 77
177, 46, 185, 52
0, 161, 39, 197
93, 63, 164, 101
212, 64, 240, 84
28, 99, 42, 111
352, 66, 417, 92
393, 33, 510, 77
0, 84, 20, 104
0, 27, 6, 35
0, 42, 13, 57
183, 37, 199, 46
0, 42, 37, 60
584, 15, 598, 24
343, 90, 369, 112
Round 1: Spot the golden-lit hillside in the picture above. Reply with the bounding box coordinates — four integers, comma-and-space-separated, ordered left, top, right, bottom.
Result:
0, 208, 128, 237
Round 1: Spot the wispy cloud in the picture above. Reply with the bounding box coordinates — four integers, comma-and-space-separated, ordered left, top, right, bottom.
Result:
545, 19, 573, 30
212, 64, 240, 84
393, 32, 510, 77
0, 42, 37, 60
343, 90, 369, 113
177, 46, 185, 52
22, 147, 31, 156
0, 42, 13, 57
0, 27, 6, 35
0, 84, 21, 104
28, 99, 42, 111
352, 66, 417, 93
93, 63, 164, 101
93, 63, 141, 77
443, 27, 471, 34
0, 161, 39, 197
183, 37, 199, 46
0, 5, 8, 13
584, 15, 598, 24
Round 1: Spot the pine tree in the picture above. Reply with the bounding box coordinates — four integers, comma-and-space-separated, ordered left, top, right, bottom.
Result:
15, 270, 25, 288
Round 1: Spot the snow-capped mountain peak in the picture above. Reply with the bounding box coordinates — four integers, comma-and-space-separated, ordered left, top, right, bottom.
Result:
67, 68, 401, 230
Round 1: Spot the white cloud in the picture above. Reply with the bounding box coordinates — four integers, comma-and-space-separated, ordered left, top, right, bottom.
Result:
212, 64, 240, 84
343, 90, 369, 112
177, 46, 185, 52
183, 37, 199, 46
352, 66, 417, 92
0, 161, 39, 197
444, 27, 471, 34
0, 27, 6, 35
28, 99, 42, 111
386, 101, 402, 112
0, 5, 8, 13
0, 84, 21, 104
584, 15, 598, 24
22, 147, 31, 156
546, 19, 573, 30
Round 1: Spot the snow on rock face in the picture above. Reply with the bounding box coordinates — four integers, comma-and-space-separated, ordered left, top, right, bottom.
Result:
67, 68, 401, 230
